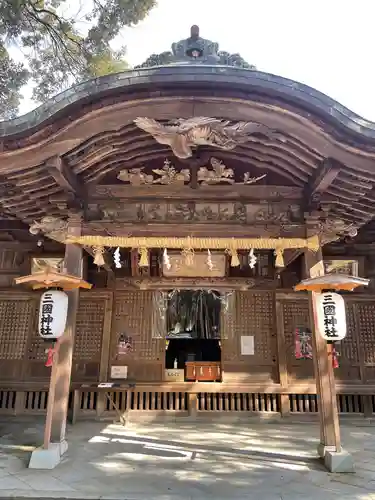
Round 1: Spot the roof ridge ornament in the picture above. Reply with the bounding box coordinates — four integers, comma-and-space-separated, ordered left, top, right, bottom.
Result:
136, 25, 256, 69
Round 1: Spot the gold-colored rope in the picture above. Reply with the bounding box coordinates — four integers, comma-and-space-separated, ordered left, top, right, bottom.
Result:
66, 235, 320, 252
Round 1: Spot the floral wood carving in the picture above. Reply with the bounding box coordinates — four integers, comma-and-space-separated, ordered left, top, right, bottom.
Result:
115, 277, 258, 290
117, 168, 154, 185
117, 159, 190, 186
198, 157, 266, 185
134, 116, 279, 159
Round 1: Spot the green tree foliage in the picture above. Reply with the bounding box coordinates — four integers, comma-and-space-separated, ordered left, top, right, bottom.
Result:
0, 0, 156, 119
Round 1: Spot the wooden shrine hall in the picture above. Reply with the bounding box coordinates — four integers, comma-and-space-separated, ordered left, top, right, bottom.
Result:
1, 25, 375, 470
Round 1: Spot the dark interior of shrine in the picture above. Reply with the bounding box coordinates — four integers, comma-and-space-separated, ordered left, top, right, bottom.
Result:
165, 289, 222, 369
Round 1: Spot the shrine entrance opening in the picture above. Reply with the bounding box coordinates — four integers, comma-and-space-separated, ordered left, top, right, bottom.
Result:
165, 289, 222, 381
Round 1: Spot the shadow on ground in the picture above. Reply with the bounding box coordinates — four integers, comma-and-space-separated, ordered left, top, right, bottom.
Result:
0, 417, 374, 499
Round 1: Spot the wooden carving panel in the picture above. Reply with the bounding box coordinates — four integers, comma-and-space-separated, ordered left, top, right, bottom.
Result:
99, 201, 301, 225
222, 291, 276, 383
111, 290, 163, 381
282, 298, 314, 380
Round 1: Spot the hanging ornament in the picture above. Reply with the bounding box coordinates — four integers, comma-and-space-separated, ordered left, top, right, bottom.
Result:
138, 247, 149, 267
226, 248, 240, 267
45, 340, 59, 367
181, 248, 194, 267
206, 249, 213, 271
248, 248, 257, 269
274, 248, 284, 267
163, 248, 171, 270
93, 246, 105, 267
114, 247, 122, 268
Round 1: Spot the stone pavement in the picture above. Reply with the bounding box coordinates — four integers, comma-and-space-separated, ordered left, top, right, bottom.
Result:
0, 416, 375, 499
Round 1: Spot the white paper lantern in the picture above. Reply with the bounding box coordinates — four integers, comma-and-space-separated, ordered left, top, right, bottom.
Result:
38, 290, 68, 339
316, 292, 347, 341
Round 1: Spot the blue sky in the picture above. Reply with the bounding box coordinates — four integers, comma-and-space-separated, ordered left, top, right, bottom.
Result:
18, 0, 375, 121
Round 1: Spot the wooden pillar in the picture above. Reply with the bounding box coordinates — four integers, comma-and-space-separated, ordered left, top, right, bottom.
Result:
304, 217, 341, 455
50, 213, 83, 444
275, 296, 289, 416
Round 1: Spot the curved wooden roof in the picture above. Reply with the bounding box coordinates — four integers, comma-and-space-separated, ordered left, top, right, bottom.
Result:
0, 66, 375, 230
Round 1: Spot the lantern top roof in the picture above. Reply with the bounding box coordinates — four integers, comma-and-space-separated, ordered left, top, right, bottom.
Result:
14, 270, 92, 291
295, 274, 370, 292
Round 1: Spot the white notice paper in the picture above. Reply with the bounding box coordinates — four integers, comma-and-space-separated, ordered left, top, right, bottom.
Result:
111, 365, 128, 379
241, 336, 255, 355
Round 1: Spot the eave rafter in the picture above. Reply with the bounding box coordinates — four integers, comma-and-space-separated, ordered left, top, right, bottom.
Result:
1, 70, 375, 234
304, 158, 341, 208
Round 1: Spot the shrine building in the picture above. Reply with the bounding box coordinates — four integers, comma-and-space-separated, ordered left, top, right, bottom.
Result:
0, 26, 375, 470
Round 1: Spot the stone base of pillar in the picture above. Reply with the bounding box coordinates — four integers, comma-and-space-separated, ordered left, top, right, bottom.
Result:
317, 444, 354, 472
28, 440, 68, 469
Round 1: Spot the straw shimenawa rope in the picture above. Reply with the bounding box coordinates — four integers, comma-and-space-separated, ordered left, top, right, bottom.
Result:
68, 235, 320, 268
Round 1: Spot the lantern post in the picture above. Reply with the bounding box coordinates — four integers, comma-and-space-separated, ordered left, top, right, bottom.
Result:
15, 267, 91, 469
295, 272, 369, 472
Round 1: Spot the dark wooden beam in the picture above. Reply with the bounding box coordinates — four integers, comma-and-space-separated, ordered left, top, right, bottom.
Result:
45, 156, 82, 196
0, 219, 30, 231
282, 249, 303, 268
305, 158, 341, 208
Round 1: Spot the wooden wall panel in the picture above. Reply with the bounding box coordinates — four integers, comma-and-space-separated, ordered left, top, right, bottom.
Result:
335, 300, 361, 382
72, 291, 112, 381
0, 250, 29, 288
278, 294, 363, 384
280, 296, 314, 381
222, 291, 277, 383
0, 292, 38, 380
352, 300, 375, 382
110, 291, 163, 382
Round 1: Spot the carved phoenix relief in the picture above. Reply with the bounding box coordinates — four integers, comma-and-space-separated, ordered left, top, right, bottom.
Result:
134, 116, 279, 159
117, 159, 190, 186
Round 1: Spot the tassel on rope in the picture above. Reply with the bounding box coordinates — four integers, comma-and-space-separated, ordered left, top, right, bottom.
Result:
227, 248, 240, 267
163, 248, 171, 270
207, 249, 213, 271
93, 246, 105, 267
45, 340, 59, 367
138, 247, 149, 267
274, 248, 284, 267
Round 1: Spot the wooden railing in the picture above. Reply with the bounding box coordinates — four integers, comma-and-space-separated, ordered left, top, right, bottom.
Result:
1, 383, 374, 420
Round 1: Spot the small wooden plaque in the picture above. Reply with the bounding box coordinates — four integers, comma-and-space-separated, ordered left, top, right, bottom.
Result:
164, 369, 185, 382
162, 252, 226, 277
